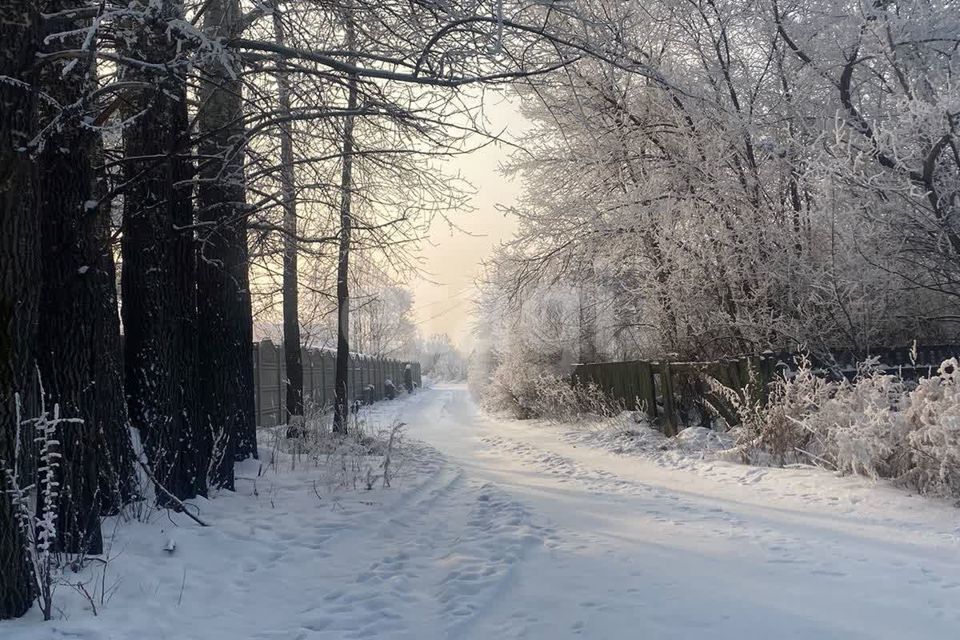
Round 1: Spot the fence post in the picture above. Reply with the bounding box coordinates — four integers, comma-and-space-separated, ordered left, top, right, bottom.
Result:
660, 362, 678, 437
638, 360, 657, 420
758, 353, 775, 405
305, 347, 314, 408
726, 359, 743, 392
376, 357, 383, 399
252, 342, 261, 427
369, 357, 375, 400
351, 354, 357, 401
369, 357, 374, 397
359, 355, 364, 400
318, 349, 326, 406
360, 355, 366, 401
276, 340, 284, 425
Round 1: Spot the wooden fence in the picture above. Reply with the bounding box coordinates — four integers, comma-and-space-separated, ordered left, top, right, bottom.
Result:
252, 339, 422, 427
764, 345, 960, 378
571, 345, 960, 437
571, 357, 773, 436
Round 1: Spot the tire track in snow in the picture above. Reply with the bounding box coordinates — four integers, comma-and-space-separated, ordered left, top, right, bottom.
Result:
280, 451, 467, 639
250, 440, 555, 640
476, 433, 891, 582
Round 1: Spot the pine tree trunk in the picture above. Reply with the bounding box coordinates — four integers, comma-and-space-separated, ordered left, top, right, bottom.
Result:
272, 9, 304, 423
0, 0, 40, 619
196, 0, 257, 490
120, 0, 205, 502
333, 12, 359, 434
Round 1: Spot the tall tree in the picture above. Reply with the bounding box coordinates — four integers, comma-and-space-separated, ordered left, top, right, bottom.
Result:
120, 0, 205, 501
87, 134, 137, 514
196, 0, 258, 489
333, 8, 359, 434
272, 6, 304, 424
32, 0, 131, 554
0, 0, 41, 619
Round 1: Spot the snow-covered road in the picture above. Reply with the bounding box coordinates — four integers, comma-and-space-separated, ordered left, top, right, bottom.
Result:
390, 384, 960, 640
5, 383, 960, 639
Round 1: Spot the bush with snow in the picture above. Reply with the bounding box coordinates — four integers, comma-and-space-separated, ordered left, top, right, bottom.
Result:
481, 357, 621, 423
902, 360, 960, 496
1, 391, 102, 620
262, 403, 407, 491
480, 357, 546, 419
734, 358, 960, 498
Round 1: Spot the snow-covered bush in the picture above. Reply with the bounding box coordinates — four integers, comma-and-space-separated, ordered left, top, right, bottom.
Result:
534, 377, 624, 423
816, 366, 910, 480
732, 359, 908, 474
734, 358, 960, 498
1, 392, 91, 620
261, 404, 407, 491
318, 419, 407, 491
902, 360, 960, 496
708, 364, 810, 465
482, 358, 547, 419
481, 357, 621, 423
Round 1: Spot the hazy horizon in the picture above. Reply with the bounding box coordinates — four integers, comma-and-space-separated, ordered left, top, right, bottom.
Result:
408, 94, 527, 351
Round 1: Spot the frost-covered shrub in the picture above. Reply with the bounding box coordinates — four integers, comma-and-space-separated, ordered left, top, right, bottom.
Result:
735, 357, 960, 498
902, 359, 960, 496
540, 379, 623, 422
710, 363, 823, 465
261, 403, 407, 491
1, 391, 91, 620
735, 359, 908, 475
482, 359, 620, 422
481, 359, 548, 419
817, 367, 909, 480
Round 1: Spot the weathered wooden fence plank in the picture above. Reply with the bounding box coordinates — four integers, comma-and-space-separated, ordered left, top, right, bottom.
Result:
637, 361, 656, 418
660, 362, 678, 437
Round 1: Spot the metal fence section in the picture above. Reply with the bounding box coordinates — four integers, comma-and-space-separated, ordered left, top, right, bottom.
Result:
252, 339, 422, 427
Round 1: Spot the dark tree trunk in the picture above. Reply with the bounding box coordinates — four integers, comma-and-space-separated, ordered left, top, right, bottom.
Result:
0, 0, 40, 619
88, 138, 137, 515
272, 9, 304, 423
196, 0, 257, 490
120, 0, 205, 502
282, 222, 303, 422
333, 16, 359, 435
32, 0, 137, 553
33, 2, 107, 555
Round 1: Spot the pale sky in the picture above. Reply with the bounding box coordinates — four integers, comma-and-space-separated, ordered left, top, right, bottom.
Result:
409, 95, 528, 349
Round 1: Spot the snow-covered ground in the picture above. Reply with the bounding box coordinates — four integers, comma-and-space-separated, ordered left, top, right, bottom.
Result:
4, 383, 960, 639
